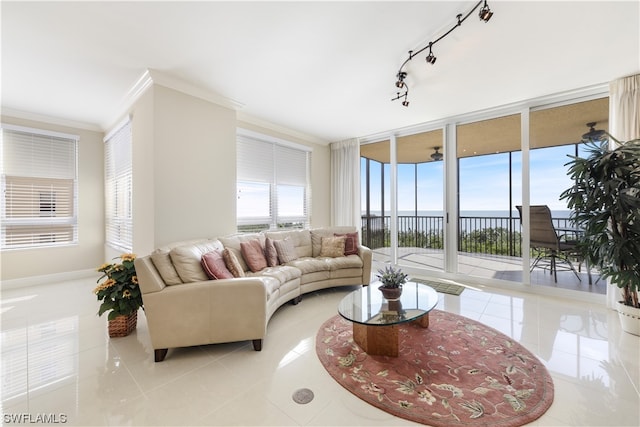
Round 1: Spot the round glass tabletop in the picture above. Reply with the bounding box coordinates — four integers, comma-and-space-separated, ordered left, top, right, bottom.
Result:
338, 281, 439, 326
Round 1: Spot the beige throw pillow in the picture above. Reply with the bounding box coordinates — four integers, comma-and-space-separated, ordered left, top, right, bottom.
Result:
273, 237, 298, 264
264, 237, 279, 267
223, 248, 245, 277
319, 236, 346, 258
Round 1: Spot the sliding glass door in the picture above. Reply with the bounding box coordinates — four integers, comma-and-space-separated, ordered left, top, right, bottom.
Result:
360, 93, 608, 295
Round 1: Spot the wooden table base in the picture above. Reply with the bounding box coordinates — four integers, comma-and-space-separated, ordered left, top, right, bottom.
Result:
352, 313, 430, 357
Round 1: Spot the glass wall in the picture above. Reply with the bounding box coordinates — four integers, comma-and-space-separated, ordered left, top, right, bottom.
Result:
396, 130, 444, 272
360, 95, 609, 295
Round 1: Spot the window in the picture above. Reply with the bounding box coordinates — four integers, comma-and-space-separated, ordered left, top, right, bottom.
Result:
237, 130, 311, 232
104, 118, 132, 252
1, 124, 78, 249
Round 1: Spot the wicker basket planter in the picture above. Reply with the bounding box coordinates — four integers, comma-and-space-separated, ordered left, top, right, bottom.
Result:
108, 311, 137, 337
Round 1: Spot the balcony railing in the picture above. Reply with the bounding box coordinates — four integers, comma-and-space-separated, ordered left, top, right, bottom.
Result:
361, 214, 575, 257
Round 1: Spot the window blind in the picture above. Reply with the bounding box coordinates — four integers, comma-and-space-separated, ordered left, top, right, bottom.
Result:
104, 118, 132, 252
1, 125, 78, 249
237, 133, 310, 231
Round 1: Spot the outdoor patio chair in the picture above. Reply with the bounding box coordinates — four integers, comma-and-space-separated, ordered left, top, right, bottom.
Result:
516, 205, 581, 283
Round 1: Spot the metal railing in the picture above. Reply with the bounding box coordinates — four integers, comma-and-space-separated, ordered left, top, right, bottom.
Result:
361, 214, 575, 257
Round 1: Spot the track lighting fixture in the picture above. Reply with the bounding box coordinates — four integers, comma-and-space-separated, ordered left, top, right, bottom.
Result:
392, 90, 410, 107
479, 0, 493, 22
425, 43, 436, 65
392, 0, 494, 107
395, 71, 407, 88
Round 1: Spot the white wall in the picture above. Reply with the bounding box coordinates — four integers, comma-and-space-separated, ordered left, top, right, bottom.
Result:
2, 84, 334, 282
0, 116, 105, 281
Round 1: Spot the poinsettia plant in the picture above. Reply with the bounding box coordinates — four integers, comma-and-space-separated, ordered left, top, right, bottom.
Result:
94, 253, 143, 320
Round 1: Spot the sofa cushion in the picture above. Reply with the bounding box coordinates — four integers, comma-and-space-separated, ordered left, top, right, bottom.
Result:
169, 240, 225, 283
274, 237, 299, 263
323, 254, 363, 270
286, 257, 330, 274
310, 227, 357, 257
247, 265, 301, 284
150, 251, 183, 285
201, 250, 234, 280
264, 237, 279, 267
240, 239, 268, 272
264, 229, 312, 258
219, 233, 265, 272
319, 236, 346, 257
335, 232, 359, 256
223, 248, 246, 278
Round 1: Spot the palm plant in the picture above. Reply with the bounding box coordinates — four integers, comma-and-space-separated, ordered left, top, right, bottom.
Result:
560, 135, 640, 309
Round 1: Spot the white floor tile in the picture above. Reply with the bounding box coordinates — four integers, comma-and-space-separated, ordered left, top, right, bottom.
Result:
1, 276, 639, 426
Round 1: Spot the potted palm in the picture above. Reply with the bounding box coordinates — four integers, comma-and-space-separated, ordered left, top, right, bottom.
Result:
94, 253, 144, 337
376, 266, 408, 301
560, 135, 640, 335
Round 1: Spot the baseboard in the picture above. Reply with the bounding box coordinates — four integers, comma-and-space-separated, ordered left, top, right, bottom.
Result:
1, 269, 96, 290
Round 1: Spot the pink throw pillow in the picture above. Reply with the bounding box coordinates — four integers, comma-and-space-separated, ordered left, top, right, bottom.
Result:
335, 232, 360, 255
240, 239, 268, 272
201, 250, 234, 280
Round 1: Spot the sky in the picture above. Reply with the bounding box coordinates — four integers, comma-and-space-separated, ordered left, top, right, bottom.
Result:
361, 144, 587, 214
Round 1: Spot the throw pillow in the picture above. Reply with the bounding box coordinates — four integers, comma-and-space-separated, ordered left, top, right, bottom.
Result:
240, 239, 268, 272
273, 237, 299, 264
335, 232, 360, 255
201, 250, 234, 280
264, 237, 279, 267
319, 236, 347, 258
223, 248, 245, 278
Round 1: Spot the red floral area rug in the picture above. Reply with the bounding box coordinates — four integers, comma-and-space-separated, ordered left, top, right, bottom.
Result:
316, 310, 554, 426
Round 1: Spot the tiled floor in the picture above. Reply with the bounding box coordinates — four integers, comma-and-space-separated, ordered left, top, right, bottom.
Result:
1, 276, 639, 426
373, 248, 606, 295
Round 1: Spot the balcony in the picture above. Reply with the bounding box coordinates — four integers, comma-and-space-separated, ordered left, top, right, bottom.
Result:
361, 213, 603, 295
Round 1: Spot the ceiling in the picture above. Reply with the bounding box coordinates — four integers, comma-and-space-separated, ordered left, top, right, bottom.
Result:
2, 1, 638, 143
361, 97, 610, 163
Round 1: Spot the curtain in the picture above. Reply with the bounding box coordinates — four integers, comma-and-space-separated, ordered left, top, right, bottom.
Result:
606, 74, 640, 308
609, 73, 640, 142
330, 139, 360, 227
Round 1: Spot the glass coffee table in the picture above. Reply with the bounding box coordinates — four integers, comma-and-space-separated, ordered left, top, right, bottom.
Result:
338, 281, 439, 357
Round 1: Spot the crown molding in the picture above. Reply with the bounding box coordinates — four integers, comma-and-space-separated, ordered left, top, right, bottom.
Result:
104, 68, 246, 131
1, 107, 103, 133
237, 112, 330, 146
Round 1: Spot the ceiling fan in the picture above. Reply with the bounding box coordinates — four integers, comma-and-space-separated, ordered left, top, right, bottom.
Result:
431, 147, 443, 161
582, 122, 607, 142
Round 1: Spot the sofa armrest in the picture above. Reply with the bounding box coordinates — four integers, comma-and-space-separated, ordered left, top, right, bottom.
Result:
142, 277, 269, 350
358, 245, 372, 285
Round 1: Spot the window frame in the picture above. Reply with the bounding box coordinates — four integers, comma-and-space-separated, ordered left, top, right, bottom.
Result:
104, 117, 133, 252
0, 123, 79, 250
236, 129, 311, 232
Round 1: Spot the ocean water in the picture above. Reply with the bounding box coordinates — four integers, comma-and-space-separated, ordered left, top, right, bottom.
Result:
363, 210, 572, 218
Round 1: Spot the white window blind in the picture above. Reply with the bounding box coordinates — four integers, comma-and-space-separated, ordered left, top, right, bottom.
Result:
104, 118, 132, 252
1, 124, 78, 249
237, 132, 311, 231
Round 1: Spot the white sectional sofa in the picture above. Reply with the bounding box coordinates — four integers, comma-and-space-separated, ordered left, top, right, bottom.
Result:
134, 226, 372, 361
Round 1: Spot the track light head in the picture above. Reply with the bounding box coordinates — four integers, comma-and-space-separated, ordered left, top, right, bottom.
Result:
425, 43, 436, 65
396, 71, 407, 88
402, 99, 409, 107
479, 0, 493, 22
